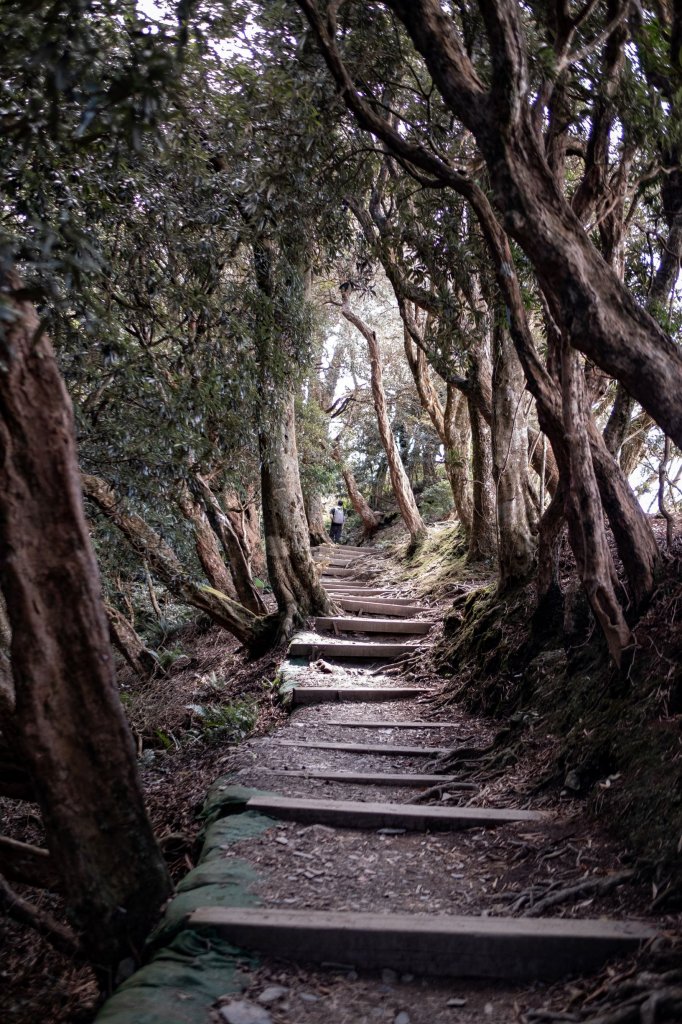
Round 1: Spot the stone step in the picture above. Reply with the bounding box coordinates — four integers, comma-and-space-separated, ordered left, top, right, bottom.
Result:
261, 769, 477, 789
314, 617, 433, 635
288, 639, 415, 660
291, 687, 428, 705
188, 907, 654, 982
276, 739, 448, 757
318, 720, 460, 729
332, 598, 428, 617
247, 794, 544, 830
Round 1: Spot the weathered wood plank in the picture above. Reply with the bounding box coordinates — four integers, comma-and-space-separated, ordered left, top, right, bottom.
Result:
288, 639, 415, 659
188, 907, 654, 981
320, 567, 357, 578
332, 599, 428, 617
318, 720, 460, 729
275, 739, 448, 756
313, 617, 433, 635
261, 769, 477, 789
291, 687, 427, 705
247, 794, 544, 829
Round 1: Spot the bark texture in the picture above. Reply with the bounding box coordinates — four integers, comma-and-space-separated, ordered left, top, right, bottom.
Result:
0, 271, 171, 971
105, 602, 158, 682
194, 476, 266, 614
341, 292, 426, 544
83, 474, 267, 648
177, 484, 237, 599
260, 394, 334, 636
332, 445, 381, 537
492, 325, 536, 589
303, 489, 330, 546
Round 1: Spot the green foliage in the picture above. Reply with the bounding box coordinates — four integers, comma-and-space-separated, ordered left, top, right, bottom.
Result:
184, 696, 259, 742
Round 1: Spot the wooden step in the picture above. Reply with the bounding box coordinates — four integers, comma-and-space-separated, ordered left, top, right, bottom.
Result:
188, 907, 654, 981
320, 567, 357, 578
318, 546, 375, 555
276, 739, 448, 756
261, 770, 476, 788
319, 720, 460, 729
292, 687, 427, 705
247, 794, 543, 830
334, 598, 428, 617
289, 639, 415, 660
314, 617, 433, 635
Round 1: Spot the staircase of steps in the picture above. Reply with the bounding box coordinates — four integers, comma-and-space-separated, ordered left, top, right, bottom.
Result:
185, 541, 654, 998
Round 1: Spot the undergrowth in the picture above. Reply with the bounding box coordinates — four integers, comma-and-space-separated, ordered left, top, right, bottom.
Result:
432, 561, 682, 896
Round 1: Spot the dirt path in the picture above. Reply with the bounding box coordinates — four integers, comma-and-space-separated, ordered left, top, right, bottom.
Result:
188, 545, 657, 1024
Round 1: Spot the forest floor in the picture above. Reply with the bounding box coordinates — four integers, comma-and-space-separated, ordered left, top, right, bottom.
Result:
2, 521, 681, 1023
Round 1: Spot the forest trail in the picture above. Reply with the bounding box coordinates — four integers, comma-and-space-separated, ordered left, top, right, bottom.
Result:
166, 544, 655, 1024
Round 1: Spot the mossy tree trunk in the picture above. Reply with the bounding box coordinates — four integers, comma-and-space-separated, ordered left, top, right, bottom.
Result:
0, 270, 171, 976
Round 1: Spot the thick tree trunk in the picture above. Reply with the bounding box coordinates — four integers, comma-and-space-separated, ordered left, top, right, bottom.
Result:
561, 345, 634, 667
492, 325, 536, 589
535, 482, 566, 621
83, 474, 270, 648
105, 602, 158, 681
223, 488, 266, 577
177, 485, 237, 598
331, 445, 381, 537
260, 394, 334, 637
342, 293, 426, 545
303, 490, 330, 546
466, 399, 496, 563
0, 593, 13, 718
379, 0, 682, 448
0, 272, 171, 973
403, 326, 473, 534
193, 477, 266, 614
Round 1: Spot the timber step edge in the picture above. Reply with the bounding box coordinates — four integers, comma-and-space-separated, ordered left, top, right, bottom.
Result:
246, 793, 544, 829
291, 687, 428, 705
313, 617, 433, 635
333, 598, 428, 617
260, 769, 477, 788
275, 739, 449, 756
315, 720, 461, 729
288, 639, 416, 660
187, 907, 655, 981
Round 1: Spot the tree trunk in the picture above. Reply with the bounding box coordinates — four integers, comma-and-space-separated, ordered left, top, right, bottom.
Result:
561, 344, 634, 667
193, 477, 266, 614
466, 398, 497, 563
223, 487, 266, 577
0, 271, 171, 974
341, 292, 426, 545
331, 445, 381, 537
0, 593, 14, 718
83, 474, 270, 648
492, 325, 536, 589
403, 324, 473, 534
378, 0, 682, 448
105, 602, 158, 681
303, 489, 330, 546
177, 484, 237, 599
260, 394, 334, 637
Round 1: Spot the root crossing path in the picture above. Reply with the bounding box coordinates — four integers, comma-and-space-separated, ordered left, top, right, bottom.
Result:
105, 544, 656, 1024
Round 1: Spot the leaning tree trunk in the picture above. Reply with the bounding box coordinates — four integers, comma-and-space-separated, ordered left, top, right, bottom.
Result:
331, 445, 381, 537
466, 398, 497, 563
561, 344, 633, 667
0, 271, 171, 975
260, 395, 334, 636
342, 293, 426, 545
177, 484, 237, 599
303, 489, 330, 546
492, 325, 536, 589
105, 602, 158, 682
223, 487, 267, 577
195, 477, 266, 615
82, 474, 271, 648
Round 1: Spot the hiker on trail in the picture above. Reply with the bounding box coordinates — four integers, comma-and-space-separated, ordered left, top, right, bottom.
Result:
329, 500, 345, 543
